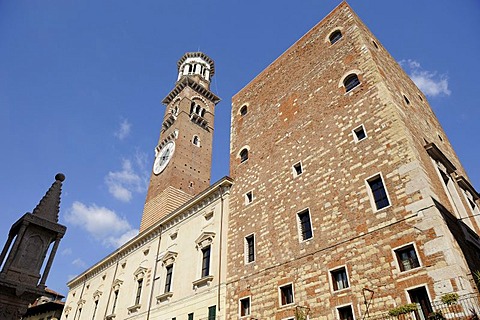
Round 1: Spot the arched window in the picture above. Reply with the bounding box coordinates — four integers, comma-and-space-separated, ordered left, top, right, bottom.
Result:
240, 105, 248, 116
240, 148, 249, 163
344, 74, 360, 93
201, 109, 206, 117
329, 30, 342, 45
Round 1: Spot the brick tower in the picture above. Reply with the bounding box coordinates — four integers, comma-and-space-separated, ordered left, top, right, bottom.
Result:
227, 2, 480, 319
140, 52, 221, 232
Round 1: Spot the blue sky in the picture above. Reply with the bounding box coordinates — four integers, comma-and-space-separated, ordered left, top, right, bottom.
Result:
1, 1, 479, 296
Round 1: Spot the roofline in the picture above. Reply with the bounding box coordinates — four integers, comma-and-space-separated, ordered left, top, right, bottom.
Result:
67, 176, 233, 288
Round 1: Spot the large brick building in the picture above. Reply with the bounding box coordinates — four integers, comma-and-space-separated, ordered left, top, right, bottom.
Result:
62, 2, 479, 320
227, 2, 479, 319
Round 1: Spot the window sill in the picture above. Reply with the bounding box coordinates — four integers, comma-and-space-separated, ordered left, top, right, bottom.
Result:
192, 275, 214, 289
279, 302, 295, 309
156, 291, 173, 303
105, 314, 116, 320
332, 287, 351, 294
127, 304, 141, 314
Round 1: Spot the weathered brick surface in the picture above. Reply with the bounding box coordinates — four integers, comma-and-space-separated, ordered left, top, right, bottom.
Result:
227, 3, 479, 319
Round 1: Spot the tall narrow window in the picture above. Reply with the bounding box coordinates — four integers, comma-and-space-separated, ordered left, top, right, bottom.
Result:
293, 162, 303, 177
353, 125, 367, 142
240, 297, 251, 317
135, 278, 143, 305
331, 267, 349, 291
208, 305, 216, 320
367, 175, 390, 210
329, 30, 343, 44
279, 284, 294, 306
201, 246, 211, 277
297, 209, 313, 241
165, 265, 173, 293
112, 290, 119, 314
188, 313, 194, 320
344, 74, 360, 93
92, 300, 99, 320
245, 235, 255, 263
240, 148, 249, 163
395, 244, 420, 271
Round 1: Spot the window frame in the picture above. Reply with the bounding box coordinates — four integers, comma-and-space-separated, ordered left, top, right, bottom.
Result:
278, 283, 295, 307
292, 161, 303, 177
336, 304, 355, 320
245, 190, 254, 205
352, 124, 367, 143
343, 74, 361, 93
164, 264, 174, 293
329, 29, 343, 45
239, 296, 251, 317
245, 234, 255, 264
329, 265, 350, 292
240, 148, 249, 163
201, 246, 211, 278
365, 173, 391, 212
393, 243, 421, 272
297, 208, 313, 242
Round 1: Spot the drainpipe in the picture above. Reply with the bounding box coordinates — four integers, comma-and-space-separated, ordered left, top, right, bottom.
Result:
217, 187, 226, 314
146, 228, 163, 320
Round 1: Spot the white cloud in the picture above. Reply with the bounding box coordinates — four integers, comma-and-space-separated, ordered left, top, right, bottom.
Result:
114, 119, 131, 140
61, 248, 72, 256
105, 159, 147, 202
399, 59, 451, 97
72, 258, 87, 268
65, 201, 138, 248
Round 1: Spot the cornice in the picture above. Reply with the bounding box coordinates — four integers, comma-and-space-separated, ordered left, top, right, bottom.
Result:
162, 77, 220, 105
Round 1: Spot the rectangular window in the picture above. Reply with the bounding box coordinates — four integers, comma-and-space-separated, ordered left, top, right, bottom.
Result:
112, 290, 119, 314
337, 305, 354, 320
239, 297, 251, 317
353, 125, 367, 142
201, 246, 211, 277
135, 278, 143, 305
395, 244, 420, 271
245, 191, 254, 204
245, 234, 255, 263
92, 300, 98, 320
331, 267, 349, 291
367, 175, 390, 210
293, 162, 303, 177
208, 306, 216, 320
188, 313, 194, 320
165, 265, 173, 293
408, 286, 433, 319
279, 283, 294, 306
297, 209, 313, 241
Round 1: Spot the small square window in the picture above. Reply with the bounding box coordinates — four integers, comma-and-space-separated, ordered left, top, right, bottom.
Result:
337, 305, 354, 320
293, 162, 303, 177
367, 174, 390, 210
239, 297, 251, 317
331, 267, 349, 291
297, 209, 313, 241
245, 235, 255, 263
395, 244, 420, 271
353, 125, 367, 142
279, 284, 294, 306
245, 191, 254, 205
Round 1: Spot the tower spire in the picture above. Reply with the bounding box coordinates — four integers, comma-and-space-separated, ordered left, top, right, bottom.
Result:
32, 173, 65, 223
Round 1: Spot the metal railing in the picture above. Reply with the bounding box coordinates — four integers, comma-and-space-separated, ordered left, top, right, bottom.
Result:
366, 293, 480, 320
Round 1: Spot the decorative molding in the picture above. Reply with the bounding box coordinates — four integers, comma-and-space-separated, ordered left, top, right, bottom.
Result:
156, 291, 173, 303
192, 275, 214, 289
195, 231, 215, 249
161, 251, 178, 266
127, 304, 141, 314
425, 142, 456, 173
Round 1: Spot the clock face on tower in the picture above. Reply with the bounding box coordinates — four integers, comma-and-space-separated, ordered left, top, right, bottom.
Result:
153, 141, 175, 175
